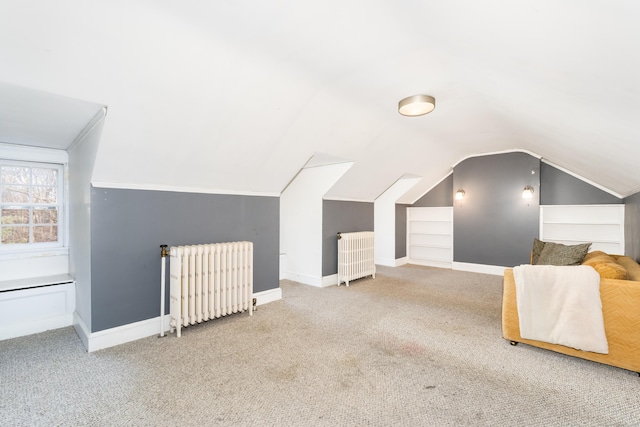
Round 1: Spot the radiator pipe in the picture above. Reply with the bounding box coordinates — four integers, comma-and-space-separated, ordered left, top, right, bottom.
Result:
160, 245, 169, 338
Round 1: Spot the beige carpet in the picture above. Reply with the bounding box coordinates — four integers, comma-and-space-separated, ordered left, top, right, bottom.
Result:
1, 265, 639, 426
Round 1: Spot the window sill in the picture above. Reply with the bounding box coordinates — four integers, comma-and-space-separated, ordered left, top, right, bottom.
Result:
0, 274, 74, 292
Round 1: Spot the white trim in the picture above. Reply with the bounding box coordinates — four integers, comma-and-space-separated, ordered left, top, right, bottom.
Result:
0, 142, 68, 164
0, 246, 69, 261
321, 274, 338, 287
0, 282, 75, 341
78, 313, 172, 353
452, 262, 507, 276
67, 107, 107, 153
76, 287, 282, 352
253, 287, 282, 305
0, 273, 73, 292
394, 257, 408, 267
72, 312, 90, 350
451, 149, 541, 169
406, 171, 453, 205
0, 160, 66, 252
322, 197, 374, 203
91, 181, 280, 198
375, 257, 400, 267
540, 159, 622, 199
409, 259, 452, 269
283, 271, 325, 287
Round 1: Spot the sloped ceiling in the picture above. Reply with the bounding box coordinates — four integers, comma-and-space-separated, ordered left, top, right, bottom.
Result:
0, 1, 638, 200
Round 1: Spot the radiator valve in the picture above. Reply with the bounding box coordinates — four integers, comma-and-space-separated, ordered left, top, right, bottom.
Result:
252, 298, 257, 311
160, 244, 169, 258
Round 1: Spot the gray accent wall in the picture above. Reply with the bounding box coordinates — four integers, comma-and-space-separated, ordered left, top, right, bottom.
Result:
395, 204, 409, 259
412, 174, 453, 207
90, 187, 279, 332
453, 152, 540, 267
624, 191, 640, 262
322, 200, 374, 276
541, 162, 623, 205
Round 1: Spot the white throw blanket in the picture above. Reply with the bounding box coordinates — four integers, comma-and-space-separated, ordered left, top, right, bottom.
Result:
513, 265, 608, 354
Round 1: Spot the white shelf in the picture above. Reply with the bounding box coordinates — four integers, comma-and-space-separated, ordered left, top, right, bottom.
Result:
409, 244, 452, 249
540, 205, 624, 255
407, 207, 453, 266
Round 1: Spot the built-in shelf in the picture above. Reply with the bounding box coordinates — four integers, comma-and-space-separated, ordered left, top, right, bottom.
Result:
407, 207, 453, 268
540, 205, 624, 254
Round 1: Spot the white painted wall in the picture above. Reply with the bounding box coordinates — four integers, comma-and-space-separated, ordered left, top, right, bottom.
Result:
0, 144, 69, 281
280, 161, 352, 286
68, 110, 106, 333
374, 176, 421, 266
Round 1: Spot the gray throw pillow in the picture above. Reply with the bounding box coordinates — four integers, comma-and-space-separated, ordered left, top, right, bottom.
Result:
536, 241, 592, 266
531, 238, 546, 265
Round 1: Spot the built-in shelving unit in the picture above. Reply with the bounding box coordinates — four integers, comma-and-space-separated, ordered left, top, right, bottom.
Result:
540, 205, 625, 254
407, 207, 453, 268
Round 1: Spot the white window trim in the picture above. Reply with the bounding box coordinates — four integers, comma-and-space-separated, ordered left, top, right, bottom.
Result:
0, 144, 69, 260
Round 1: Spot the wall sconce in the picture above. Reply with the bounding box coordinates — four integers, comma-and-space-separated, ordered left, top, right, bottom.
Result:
455, 189, 465, 200
522, 186, 534, 199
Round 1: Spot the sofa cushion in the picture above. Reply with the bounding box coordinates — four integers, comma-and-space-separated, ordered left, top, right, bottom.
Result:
582, 253, 617, 265
536, 241, 592, 266
613, 256, 640, 281
583, 258, 629, 280
582, 250, 610, 264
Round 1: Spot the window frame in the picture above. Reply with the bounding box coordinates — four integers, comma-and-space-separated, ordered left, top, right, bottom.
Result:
0, 158, 67, 255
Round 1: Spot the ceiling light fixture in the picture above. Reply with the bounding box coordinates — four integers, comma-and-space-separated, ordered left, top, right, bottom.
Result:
398, 94, 436, 117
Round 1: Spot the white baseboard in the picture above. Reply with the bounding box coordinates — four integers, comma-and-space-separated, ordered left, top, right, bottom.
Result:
73, 312, 90, 350
408, 259, 453, 269
76, 312, 171, 353
375, 257, 398, 267
0, 282, 75, 341
283, 271, 324, 287
394, 257, 408, 267
322, 274, 338, 287
75, 287, 283, 352
254, 287, 282, 305
452, 262, 507, 276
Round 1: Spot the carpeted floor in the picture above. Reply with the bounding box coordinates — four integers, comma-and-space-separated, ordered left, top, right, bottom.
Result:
1, 265, 639, 426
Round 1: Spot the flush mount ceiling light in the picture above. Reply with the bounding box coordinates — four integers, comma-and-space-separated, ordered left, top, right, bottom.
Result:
398, 94, 436, 117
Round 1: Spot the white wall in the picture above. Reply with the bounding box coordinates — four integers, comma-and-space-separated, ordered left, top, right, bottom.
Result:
280, 161, 352, 286
374, 176, 421, 266
68, 110, 106, 333
0, 143, 69, 281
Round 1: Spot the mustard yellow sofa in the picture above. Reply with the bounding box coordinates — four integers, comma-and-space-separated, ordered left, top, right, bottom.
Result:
502, 253, 640, 374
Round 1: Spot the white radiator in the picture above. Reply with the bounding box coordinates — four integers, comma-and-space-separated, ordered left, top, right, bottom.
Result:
169, 242, 253, 337
337, 231, 376, 286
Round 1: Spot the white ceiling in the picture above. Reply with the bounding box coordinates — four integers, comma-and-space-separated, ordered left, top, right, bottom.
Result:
0, 1, 638, 200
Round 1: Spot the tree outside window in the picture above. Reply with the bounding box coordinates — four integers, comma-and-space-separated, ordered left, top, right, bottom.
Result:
0, 163, 61, 246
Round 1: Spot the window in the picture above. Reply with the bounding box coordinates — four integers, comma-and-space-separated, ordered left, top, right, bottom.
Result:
0, 161, 64, 249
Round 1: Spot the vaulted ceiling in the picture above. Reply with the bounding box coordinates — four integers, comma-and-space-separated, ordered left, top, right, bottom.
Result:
1, 1, 638, 201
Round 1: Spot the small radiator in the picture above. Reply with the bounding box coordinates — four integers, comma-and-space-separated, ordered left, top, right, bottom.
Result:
337, 231, 376, 286
169, 242, 253, 337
